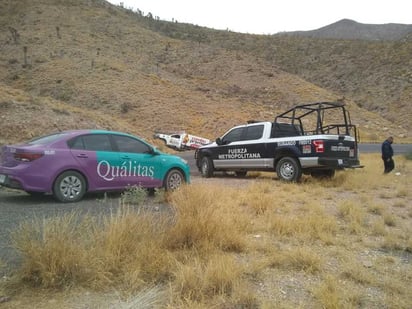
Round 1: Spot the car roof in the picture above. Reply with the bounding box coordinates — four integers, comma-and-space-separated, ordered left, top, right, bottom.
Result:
24, 130, 140, 146
60, 129, 135, 137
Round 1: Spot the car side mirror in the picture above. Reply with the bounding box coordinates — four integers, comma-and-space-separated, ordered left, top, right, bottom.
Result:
150, 147, 161, 155
216, 137, 223, 145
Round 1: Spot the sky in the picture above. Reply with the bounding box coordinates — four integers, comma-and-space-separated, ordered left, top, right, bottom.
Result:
107, 0, 411, 34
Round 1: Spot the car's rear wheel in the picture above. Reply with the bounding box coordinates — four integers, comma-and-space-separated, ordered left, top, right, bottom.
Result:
164, 169, 185, 191
200, 157, 214, 178
53, 171, 86, 203
276, 157, 302, 182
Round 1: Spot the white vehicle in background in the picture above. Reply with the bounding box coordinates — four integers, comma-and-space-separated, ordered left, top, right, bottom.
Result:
154, 132, 210, 151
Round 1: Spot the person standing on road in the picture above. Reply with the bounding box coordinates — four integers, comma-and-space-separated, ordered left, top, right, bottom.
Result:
381, 136, 394, 174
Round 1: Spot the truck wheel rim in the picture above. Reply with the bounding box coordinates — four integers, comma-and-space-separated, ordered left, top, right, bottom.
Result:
60, 176, 82, 199
201, 161, 208, 174
280, 162, 294, 179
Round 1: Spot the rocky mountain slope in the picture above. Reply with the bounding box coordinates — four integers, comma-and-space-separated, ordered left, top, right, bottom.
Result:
286, 19, 412, 41
0, 0, 410, 146
140, 17, 412, 138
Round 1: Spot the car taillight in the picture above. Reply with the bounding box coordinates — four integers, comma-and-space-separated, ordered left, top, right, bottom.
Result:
14, 152, 44, 162
313, 140, 324, 153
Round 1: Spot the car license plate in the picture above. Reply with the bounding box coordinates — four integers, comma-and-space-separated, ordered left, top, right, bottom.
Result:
338, 159, 343, 165
0, 174, 6, 184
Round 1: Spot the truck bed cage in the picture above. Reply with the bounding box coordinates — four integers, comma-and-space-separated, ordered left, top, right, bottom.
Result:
274, 102, 357, 139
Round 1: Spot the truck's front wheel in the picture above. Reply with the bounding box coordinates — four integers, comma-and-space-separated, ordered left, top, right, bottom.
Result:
276, 157, 302, 182
200, 157, 214, 178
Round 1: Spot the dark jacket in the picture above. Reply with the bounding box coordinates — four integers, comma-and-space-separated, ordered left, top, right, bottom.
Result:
381, 140, 393, 159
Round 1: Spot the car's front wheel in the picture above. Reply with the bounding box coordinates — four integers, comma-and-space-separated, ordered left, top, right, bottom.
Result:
164, 169, 185, 191
276, 157, 302, 182
53, 170, 86, 203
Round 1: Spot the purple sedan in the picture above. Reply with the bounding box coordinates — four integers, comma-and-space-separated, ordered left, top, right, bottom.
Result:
0, 130, 190, 202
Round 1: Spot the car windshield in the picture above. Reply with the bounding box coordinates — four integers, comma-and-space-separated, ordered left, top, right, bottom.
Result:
27, 132, 68, 145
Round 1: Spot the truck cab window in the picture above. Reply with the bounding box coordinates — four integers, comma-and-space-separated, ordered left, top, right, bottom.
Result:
243, 125, 264, 140
222, 127, 244, 144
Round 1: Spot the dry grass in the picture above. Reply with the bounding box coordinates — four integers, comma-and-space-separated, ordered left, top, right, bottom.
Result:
2, 154, 411, 308
166, 184, 249, 253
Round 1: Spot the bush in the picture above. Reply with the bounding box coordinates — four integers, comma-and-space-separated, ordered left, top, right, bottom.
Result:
121, 186, 148, 205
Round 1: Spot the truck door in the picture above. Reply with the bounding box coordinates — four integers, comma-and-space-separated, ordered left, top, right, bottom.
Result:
169, 134, 183, 149
213, 124, 266, 169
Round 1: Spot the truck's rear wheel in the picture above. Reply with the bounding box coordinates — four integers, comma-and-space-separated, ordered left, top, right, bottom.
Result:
200, 157, 214, 178
276, 157, 302, 182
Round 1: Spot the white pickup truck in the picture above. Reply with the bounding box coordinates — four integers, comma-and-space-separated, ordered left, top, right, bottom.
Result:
154, 132, 210, 151
195, 102, 363, 181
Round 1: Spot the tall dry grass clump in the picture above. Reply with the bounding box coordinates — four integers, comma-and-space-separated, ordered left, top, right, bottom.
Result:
267, 208, 337, 241
165, 184, 249, 253
172, 253, 242, 302
94, 206, 173, 289
239, 181, 278, 215
262, 246, 323, 274
10, 207, 174, 290
11, 212, 106, 288
313, 274, 361, 308
338, 200, 367, 234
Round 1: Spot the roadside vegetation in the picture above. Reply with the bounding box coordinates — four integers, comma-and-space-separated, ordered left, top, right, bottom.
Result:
0, 154, 411, 308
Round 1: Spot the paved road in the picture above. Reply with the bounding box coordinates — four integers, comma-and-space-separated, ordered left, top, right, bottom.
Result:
180, 151, 199, 175
358, 143, 412, 154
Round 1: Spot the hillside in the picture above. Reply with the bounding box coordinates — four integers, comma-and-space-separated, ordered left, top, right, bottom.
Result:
286, 19, 412, 41
0, 0, 410, 147
137, 17, 412, 139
